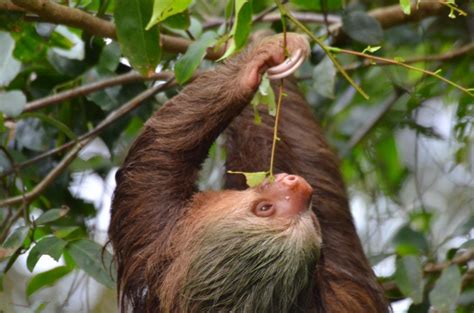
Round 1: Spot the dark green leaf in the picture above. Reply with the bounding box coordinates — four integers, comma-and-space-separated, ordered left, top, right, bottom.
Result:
393, 225, 429, 255
0, 90, 26, 117
429, 265, 462, 312
27, 236, 67, 272
175, 31, 217, 84
342, 11, 384, 45
26, 266, 72, 297
66, 239, 116, 288
2, 226, 29, 250
147, 0, 192, 29
54, 226, 82, 239
163, 11, 191, 30
98, 42, 121, 72
290, 0, 342, 11
219, 0, 252, 59
115, 0, 161, 75
394, 255, 424, 304
34, 208, 69, 225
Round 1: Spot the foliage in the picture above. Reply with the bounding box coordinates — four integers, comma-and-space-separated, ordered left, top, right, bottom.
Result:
0, 0, 473, 312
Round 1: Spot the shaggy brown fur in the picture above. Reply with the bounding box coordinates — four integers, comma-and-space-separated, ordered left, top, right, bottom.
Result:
109, 33, 388, 312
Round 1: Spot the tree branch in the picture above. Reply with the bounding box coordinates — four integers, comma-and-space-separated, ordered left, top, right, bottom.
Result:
330, 1, 447, 44
383, 249, 474, 293
424, 248, 474, 273
23, 71, 173, 112
0, 78, 175, 201
9, 0, 223, 60
7, 0, 449, 61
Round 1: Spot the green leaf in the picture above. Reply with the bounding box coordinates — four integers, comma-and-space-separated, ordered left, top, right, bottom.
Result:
34, 207, 69, 225
251, 74, 276, 120
115, 0, 161, 75
392, 225, 429, 255
313, 56, 336, 99
66, 239, 116, 288
394, 255, 424, 304
400, 0, 411, 15
0, 31, 21, 87
163, 11, 191, 30
175, 31, 217, 84
27, 236, 67, 272
146, 0, 192, 29
342, 11, 384, 45
0, 90, 26, 117
2, 226, 29, 250
227, 171, 268, 187
290, 0, 342, 11
429, 265, 462, 312
54, 226, 82, 240
98, 42, 121, 72
219, 0, 252, 60
26, 266, 72, 297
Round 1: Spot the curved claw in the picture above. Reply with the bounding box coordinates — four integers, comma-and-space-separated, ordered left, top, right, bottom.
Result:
267, 49, 305, 80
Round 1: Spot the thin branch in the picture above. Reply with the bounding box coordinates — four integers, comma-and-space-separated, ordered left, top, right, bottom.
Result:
23, 71, 173, 112
331, 47, 474, 96
275, 0, 369, 99
0, 78, 175, 201
344, 43, 474, 71
383, 249, 474, 292
424, 248, 474, 273
0, 143, 85, 207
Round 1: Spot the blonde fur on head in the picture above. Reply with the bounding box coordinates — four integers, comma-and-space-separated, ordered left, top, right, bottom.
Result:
159, 190, 321, 313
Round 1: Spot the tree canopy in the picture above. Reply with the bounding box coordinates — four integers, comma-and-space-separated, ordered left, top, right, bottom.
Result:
0, 0, 473, 312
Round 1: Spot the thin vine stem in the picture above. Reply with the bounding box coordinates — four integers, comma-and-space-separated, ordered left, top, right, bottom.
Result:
269, 82, 285, 178
330, 47, 474, 97
274, 0, 369, 100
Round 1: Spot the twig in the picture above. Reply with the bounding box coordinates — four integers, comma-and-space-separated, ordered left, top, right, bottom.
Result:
344, 43, 474, 71
0, 78, 175, 201
383, 249, 474, 292
275, 0, 369, 99
269, 82, 285, 177
332, 47, 474, 96
0, 143, 85, 207
23, 71, 173, 112
424, 248, 474, 273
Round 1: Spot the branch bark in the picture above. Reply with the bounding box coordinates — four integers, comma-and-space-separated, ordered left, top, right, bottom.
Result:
330, 1, 447, 44
9, 0, 222, 60
23, 71, 173, 112
0, 78, 175, 205
8, 0, 449, 60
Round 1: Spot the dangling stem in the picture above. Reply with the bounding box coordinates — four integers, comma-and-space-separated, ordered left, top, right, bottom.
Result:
269, 81, 285, 178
